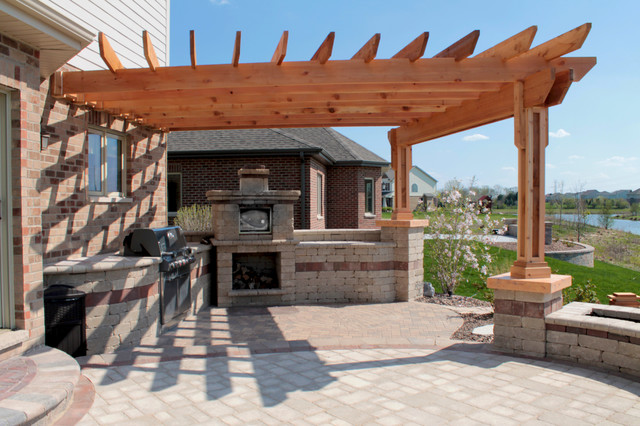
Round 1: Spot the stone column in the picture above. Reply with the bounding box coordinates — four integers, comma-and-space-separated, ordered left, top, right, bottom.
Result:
379, 220, 428, 301
488, 82, 571, 357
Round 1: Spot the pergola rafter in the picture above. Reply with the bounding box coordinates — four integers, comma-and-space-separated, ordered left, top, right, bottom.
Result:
53, 23, 596, 287
53, 24, 595, 135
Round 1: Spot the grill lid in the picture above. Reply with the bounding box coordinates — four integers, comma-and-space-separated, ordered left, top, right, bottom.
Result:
123, 226, 188, 256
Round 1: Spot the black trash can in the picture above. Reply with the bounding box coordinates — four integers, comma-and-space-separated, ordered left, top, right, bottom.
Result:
44, 285, 87, 357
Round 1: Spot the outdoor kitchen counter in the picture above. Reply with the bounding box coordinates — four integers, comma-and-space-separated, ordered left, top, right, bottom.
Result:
42, 243, 210, 275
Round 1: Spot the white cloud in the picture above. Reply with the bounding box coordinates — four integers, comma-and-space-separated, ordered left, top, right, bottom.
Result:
546, 163, 557, 169
596, 173, 611, 179
568, 155, 584, 160
462, 133, 489, 141
501, 166, 516, 172
549, 129, 570, 138
598, 156, 638, 167
209, 0, 229, 4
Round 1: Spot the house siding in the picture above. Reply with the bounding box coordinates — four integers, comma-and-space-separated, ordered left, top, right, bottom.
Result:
47, 0, 170, 70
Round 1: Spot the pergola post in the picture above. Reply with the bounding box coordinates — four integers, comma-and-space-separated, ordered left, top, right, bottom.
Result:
487, 81, 572, 357
389, 129, 414, 221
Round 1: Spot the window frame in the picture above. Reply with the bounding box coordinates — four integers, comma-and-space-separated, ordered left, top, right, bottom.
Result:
364, 177, 374, 216
0, 89, 14, 329
167, 172, 183, 217
316, 172, 324, 218
87, 126, 127, 198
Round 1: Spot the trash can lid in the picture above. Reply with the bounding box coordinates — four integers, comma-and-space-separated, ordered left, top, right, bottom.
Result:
44, 285, 85, 299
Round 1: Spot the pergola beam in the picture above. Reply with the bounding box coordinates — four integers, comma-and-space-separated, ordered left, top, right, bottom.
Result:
54, 57, 561, 95
434, 30, 480, 61
190, 30, 197, 68
142, 30, 159, 71
232, 31, 241, 67
393, 68, 557, 146
311, 32, 335, 64
352, 33, 381, 63
271, 31, 288, 65
517, 23, 591, 61
393, 32, 429, 62
475, 26, 537, 59
98, 32, 123, 73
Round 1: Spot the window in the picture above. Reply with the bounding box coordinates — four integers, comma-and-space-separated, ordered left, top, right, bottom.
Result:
88, 129, 125, 196
364, 178, 374, 215
317, 173, 323, 217
0, 90, 13, 328
168, 173, 182, 215
411, 183, 418, 193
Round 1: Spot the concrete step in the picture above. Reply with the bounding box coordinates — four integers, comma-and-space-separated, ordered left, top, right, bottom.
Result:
0, 346, 81, 425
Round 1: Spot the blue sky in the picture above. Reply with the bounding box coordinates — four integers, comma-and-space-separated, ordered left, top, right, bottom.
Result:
170, 0, 639, 193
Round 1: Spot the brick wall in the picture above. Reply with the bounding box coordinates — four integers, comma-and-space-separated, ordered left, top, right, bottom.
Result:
39, 101, 166, 261
327, 166, 382, 229
170, 156, 304, 228
1, 34, 46, 350
170, 156, 383, 230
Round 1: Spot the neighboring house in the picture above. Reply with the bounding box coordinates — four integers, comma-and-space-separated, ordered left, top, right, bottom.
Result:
167, 128, 389, 229
0, 0, 170, 359
382, 166, 437, 210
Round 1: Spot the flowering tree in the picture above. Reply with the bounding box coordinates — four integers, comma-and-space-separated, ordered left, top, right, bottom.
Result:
426, 183, 501, 295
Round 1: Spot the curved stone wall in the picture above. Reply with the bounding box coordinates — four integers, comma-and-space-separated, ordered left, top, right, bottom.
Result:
545, 241, 594, 267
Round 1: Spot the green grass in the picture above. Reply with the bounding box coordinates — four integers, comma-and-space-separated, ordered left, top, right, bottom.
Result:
381, 211, 428, 220
423, 242, 640, 303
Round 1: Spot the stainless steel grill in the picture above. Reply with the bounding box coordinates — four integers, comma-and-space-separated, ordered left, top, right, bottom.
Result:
123, 226, 195, 324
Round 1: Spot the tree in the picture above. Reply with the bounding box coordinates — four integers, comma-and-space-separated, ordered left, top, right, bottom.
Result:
631, 202, 640, 217
573, 182, 589, 242
425, 183, 500, 295
598, 200, 614, 230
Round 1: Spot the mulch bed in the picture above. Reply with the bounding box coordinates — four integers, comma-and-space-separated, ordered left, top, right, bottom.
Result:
490, 240, 583, 252
417, 294, 494, 343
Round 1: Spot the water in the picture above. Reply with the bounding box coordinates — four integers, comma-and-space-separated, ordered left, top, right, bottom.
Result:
554, 214, 640, 235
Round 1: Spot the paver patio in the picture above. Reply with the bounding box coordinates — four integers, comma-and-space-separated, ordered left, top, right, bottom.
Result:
68, 302, 640, 425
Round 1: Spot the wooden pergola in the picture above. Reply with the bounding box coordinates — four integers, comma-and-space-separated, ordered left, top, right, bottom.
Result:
53, 24, 595, 285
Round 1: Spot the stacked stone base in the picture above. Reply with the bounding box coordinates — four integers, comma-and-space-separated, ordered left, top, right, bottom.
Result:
493, 289, 563, 357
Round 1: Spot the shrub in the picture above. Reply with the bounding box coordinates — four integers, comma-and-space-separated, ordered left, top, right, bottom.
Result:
425, 183, 501, 295
174, 204, 213, 232
562, 280, 599, 304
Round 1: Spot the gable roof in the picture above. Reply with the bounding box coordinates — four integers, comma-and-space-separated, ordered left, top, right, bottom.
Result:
167, 128, 389, 167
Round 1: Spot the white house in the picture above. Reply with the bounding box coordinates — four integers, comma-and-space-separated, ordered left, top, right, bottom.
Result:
382, 166, 437, 210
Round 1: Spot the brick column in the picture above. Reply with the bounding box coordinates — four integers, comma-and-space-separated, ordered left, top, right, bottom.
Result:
378, 219, 428, 301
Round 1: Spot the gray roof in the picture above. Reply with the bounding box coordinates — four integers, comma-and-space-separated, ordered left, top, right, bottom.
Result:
167, 128, 388, 166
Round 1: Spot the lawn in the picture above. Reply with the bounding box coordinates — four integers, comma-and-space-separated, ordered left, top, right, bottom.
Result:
424, 243, 640, 304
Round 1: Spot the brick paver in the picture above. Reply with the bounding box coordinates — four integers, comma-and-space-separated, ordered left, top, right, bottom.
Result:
74, 302, 640, 424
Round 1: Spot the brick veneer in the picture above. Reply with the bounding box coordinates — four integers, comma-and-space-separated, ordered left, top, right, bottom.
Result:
169, 156, 382, 230
0, 33, 167, 355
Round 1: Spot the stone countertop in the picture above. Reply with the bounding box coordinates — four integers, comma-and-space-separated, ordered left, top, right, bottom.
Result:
43, 244, 212, 275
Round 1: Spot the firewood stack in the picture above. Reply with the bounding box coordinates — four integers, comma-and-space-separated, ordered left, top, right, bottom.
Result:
607, 292, 640, 307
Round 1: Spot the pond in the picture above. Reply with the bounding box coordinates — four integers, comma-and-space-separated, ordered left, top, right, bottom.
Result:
554, 214, 640, 235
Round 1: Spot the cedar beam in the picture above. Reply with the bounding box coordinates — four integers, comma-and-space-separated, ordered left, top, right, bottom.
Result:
56, 57, 560, 94
311, 32, 335, 64
352, 33, 381, 63
232, 31, 241, 67
190, 30, 197, 69
517, 23, 591, 61
143, 30, 159, 71
434, 30, 479, 61
98, 32, 123, 73
475, 26, 537, 60
545, 69, 573, 106
394, 68, 556, 146
392, 32, 428, 62
271, 31, 288, 65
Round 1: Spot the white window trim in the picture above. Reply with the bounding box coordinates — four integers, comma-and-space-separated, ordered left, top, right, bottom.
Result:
364, 177, 375, 217
316, 172, 324, 219
87, 126, 127, 199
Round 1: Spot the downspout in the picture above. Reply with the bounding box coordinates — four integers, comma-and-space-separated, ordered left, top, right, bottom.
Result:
300, 152, 306, 229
